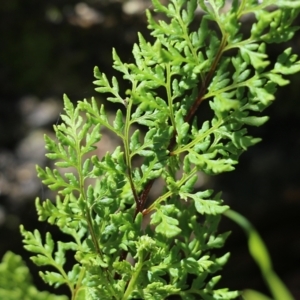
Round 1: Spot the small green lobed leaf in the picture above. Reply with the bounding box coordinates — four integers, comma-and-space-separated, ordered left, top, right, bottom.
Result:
183, 155, 192, 174
188, 150, 237, 174
211, 94, 241, 113
273, 47, 300, 75
130, 129, 142, 152
266, 73, 289, 86
143, 282, 180, 300
181, 256, 213, 274
39, 271, 67, 288
54, 241, 77, 266
65, 173, 79, 188
45, 232, 55, 254
179, 174, 198, 194
151, 206, 181, 238
239, 43, 269, 71
180, 190, 229, 216
207, 232, 231, 248
194, 198, 229, 215
113, 109, 125, 133
63, 94, 76, 118
93, 69, 125, 104
249, 86, 275, 106
81, 124, 102, 154
240, 116, 269, 127
31, 255, 52, 267
252, 8, 300, 44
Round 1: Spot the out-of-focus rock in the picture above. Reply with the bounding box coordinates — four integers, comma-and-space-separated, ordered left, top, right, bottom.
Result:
19, 96, 63, 128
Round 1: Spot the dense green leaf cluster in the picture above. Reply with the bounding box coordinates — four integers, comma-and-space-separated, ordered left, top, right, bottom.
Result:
0, 251, 68, 300
18, 0, 300, 299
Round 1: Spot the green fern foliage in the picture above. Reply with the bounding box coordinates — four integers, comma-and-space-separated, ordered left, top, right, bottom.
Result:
19, 0, 300, 299
0, 251, 68, 300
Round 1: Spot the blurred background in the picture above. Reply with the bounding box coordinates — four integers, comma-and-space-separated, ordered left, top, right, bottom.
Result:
0, 0, 300, 298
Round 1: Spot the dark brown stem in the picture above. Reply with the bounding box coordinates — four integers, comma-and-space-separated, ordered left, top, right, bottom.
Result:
117, 37, 227, 271
128, 166, 139, 205
134, 179, 153, 218
138, 38, 227, 212
185, 38, 226, 124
